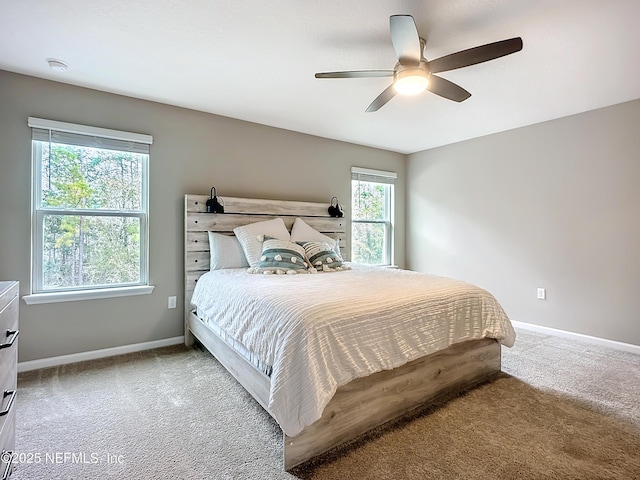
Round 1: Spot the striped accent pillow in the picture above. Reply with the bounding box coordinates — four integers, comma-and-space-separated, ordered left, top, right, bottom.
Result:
248, 238, 309, 275
297, 241, 346, 272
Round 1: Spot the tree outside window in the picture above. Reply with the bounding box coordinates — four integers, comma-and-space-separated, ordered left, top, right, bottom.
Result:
351, 168, 395, 265
30, 119, 150, 293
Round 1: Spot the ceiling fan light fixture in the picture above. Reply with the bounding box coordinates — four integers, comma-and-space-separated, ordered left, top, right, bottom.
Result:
394, 69, 429, 95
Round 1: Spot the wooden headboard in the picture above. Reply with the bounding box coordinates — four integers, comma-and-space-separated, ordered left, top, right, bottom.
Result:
184, 194, 347, 330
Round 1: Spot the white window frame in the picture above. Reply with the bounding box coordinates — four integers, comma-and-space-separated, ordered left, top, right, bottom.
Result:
351, 167, 396, 266
23, 117, 154, 304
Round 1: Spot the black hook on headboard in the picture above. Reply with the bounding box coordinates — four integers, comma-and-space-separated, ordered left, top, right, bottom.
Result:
328, 196, 344, 217
206, 187, 225, 213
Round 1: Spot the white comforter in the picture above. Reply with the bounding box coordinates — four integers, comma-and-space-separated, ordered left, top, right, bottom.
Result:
190, 264, 515, 437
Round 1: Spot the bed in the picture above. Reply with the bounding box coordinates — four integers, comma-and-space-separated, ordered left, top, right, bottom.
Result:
184, 194, 515, 470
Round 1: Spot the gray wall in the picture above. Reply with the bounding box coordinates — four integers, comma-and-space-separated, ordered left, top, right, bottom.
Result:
407, 99, 640, 346
0, 70, 406, 362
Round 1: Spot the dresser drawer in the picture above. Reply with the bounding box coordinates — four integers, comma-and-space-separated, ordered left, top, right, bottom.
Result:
0, 412, 16, 480
0, 308, 19, 381
0, 358, 16, 398
0, 309, 19, 376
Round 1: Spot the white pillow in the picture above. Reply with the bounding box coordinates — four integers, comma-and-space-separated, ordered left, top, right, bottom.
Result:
290, 217, 342, 257
233, 218, 291, 268
208, 232, 249, 270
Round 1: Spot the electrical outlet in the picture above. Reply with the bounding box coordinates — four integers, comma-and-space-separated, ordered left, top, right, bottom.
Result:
537, 288, 546, 300
168, 296, 177, 309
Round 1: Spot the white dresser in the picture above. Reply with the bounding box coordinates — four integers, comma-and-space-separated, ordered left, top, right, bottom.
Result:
0, 282, 18, 480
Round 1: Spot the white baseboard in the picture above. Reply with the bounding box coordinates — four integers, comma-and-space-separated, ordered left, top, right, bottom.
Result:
18, 336, 185, 373
511, 320, 640, 355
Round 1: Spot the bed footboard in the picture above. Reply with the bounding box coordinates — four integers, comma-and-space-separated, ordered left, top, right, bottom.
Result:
189, 312, 499, 470
283, 338, 500, 470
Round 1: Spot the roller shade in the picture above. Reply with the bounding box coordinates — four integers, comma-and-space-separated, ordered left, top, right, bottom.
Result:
351, 166, 396, 185
29, 117, 152, 155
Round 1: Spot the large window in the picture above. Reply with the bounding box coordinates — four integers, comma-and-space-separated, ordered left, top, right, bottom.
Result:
351, 167, 396, 265
28, 117, 152, 296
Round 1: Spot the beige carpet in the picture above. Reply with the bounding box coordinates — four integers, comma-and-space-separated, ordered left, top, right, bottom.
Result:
12, 329, 640, 479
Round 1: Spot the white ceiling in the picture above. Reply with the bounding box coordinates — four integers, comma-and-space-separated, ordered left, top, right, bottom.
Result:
1, 0, 639, 154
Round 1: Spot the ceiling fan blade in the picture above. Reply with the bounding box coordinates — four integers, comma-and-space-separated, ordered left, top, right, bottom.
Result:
366, 84, 397, 112
390, 15, 421, 66
315, 70, 394, 79
428, 37, 523, 74
427, 75, 471, 102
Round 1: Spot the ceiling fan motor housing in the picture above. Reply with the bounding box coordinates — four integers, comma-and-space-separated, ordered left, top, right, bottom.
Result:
394, 62, 430, 95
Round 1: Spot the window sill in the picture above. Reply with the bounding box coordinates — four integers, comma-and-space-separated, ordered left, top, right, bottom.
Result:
22, 285, 155, 305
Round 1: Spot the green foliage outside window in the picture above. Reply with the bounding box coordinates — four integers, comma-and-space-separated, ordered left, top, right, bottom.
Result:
351, 180, 390, 265
38, 143, 144, 289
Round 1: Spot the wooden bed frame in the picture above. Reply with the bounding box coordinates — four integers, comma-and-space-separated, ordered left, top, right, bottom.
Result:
184, 194, 501, 470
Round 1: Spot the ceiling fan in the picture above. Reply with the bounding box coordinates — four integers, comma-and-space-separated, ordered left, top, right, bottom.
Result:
315, 15, 523, 112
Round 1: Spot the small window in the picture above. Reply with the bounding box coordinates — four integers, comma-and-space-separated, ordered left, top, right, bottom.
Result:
28, 117, 152, 294
351, 167, 396, 265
